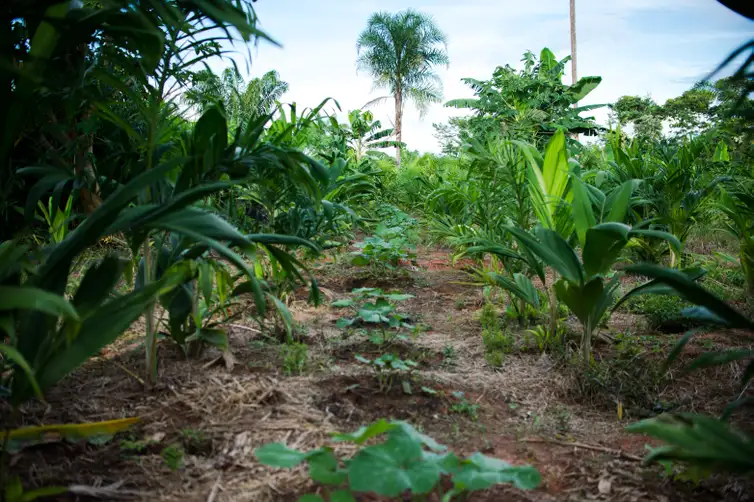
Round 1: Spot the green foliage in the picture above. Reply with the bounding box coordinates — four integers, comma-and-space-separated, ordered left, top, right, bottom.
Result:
332, 288, 415, 343
450, 392, 481, 420
479, 303, 513, 366
255, 420, 540, 499
280, 342, 308, 376
161, 444, 185, 472
624, 294, 695, 332
446, 48, 603, 146
351, 225, 417, 276
525, 325, 561, 353
355, 353, 418, 393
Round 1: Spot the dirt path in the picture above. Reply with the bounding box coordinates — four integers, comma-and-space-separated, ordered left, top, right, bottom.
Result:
6, 246, 751, 501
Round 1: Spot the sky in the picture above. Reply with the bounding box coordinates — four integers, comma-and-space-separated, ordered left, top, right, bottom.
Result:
216, 0, 753, 153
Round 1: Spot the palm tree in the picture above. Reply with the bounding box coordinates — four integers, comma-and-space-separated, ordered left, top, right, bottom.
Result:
356, 10, 449, 167
183, 68, 289, 129
241, 70, 289, 121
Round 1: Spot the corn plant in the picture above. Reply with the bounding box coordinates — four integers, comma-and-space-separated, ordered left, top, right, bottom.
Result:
255, 419, 540, 500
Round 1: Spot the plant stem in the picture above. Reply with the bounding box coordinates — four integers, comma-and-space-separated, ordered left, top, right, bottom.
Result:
143, 239, 157, 385
548, 286, 559, 345
582, 318, 592, 365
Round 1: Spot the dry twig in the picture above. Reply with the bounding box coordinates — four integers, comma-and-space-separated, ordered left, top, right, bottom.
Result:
519, 437, 643, 462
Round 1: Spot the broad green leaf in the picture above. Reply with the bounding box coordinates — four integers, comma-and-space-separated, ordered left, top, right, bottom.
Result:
629, 229, 682, 258
540, 130, 570, 217
582, 223, 630, 277
308, 449, 347, 486
6, 417, 139, 454
606, 180, 634, 223
687, 349, 754, 372
336, 317, 355, 328
568, 76, 602, 102
255, 443, 310, 468
18, 268, 190, 403
72, 256, 126, 317
627, 414, 754, 473
330, 299, 354, 308
392, 422, 446, 452
0, 345, 42, 402
555, 277, 614, 329
507, 226, 583, 285
613, 267, 706, 311
624, 265, 753, 330
0, 286, 79, 321
331, 418, 395, 444
267, 293, 294, 342
571, 177, 596, 248
348, 438, 441, 496
487, 273, 539, 308
329, 491, 356, 502
354, 354, 372, 365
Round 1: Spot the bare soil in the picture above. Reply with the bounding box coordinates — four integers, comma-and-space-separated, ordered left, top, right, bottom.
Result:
4, 244, 754, 501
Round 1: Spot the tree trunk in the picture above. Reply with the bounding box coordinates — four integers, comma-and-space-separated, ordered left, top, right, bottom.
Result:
570, 0, 577, 86
394, 86, 402, 168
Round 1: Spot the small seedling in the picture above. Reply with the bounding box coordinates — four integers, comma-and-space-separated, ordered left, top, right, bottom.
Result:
450, 394, 481, 421
161, 444, 184, 471
355, 353, 417, 393
332, 288, 415, 346
280, 342, 308, 375
350, 225, 417, 276
441, 344, 457, 368
255, 419, 540, 500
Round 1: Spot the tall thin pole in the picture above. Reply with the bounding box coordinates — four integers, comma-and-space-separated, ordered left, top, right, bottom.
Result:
570, 0, 577, 86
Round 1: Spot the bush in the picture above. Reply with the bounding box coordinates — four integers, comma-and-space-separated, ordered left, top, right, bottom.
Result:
625, 294, 696, 332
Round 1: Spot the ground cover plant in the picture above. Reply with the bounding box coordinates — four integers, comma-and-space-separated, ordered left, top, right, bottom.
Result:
1, 1, 753, 501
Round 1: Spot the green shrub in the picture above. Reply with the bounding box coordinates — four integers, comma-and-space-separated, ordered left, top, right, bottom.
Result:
351, 225, 417, 276
625, 294, 695, 332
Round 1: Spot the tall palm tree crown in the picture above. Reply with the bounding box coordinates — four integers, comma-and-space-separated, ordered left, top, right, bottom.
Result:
356, 9, 449, 166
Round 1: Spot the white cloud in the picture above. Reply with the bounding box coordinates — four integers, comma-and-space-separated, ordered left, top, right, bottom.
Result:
219, 0, 753, 153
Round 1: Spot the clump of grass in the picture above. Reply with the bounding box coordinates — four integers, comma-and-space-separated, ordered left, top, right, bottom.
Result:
479, 303, 514, 367
280, 342, 308, 375
568, 333, 665, 415
624, 294, 695, 332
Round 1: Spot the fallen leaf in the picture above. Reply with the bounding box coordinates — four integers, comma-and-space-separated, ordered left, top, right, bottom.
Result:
598, 477, 612, 495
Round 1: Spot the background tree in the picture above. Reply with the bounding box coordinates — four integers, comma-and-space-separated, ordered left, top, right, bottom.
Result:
356, 9, 449, 167
183, 68, 289, 130
446, 48, 603, 147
